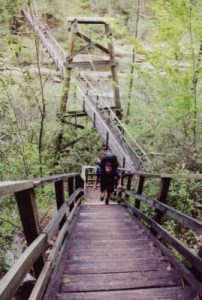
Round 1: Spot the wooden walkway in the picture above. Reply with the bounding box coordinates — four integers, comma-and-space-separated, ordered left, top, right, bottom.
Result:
44, 199, 194, 300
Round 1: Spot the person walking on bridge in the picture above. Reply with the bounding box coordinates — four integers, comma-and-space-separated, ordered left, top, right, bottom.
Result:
94, 151, 121, 204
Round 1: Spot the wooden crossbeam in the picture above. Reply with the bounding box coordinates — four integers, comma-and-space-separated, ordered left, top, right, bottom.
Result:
67, 32, 109, 62
68, 17, 107, 24
66, 42, 95, 62
65, 111, 87, 117
68, 60, 115, 69
76, 31, 109, 54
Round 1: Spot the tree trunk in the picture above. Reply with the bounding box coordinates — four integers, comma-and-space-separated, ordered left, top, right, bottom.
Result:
126, 0, 141, 121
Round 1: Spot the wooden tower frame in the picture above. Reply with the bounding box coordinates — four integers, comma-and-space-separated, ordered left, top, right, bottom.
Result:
60, 17, 122, 119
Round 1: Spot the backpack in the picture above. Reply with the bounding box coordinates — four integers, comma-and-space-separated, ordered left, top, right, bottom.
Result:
100, 151, 119, 170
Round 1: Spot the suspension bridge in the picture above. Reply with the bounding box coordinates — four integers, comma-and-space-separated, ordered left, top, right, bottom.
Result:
0, 7, 202, 300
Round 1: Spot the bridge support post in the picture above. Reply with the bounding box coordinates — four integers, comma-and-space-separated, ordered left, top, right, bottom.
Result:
155, 177, 171, 223
55, 180, 66, 228
75, 175, 84, 190
125, 174, 132, 202
105, 24, 122, 119
68, 177, 74, 211
15, 188, 45, 278
135, 176, 145, 209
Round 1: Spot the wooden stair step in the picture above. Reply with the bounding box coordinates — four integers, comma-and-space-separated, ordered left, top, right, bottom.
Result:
70, 238, 151, 248
61, 270, 180, 292
57, 286, 194, 300
65, 257, 170, 274
67, 252, 159, 261
71, 233, 144, 240
74, 222, 139, 230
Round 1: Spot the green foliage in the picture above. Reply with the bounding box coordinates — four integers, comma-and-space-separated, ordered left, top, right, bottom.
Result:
169, 177, 198, 216
121, 0, 202, 172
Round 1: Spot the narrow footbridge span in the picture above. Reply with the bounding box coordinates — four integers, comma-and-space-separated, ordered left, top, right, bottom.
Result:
23, 9, 150, 172
0, 7, 202, 300
0, 170, 202, 299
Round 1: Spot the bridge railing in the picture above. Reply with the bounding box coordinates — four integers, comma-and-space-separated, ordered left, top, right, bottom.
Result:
120, 172, 202, 296
23, 9, 67, 73
0, 173, 84, 300
76, 73, 150, 169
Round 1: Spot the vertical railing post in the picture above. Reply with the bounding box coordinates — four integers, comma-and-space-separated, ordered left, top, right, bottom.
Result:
93, 112, 96, 127
155, 177, 171, 223
75, 175, 84, 190
15, 188, 45, 278
55, 180, 66, 228
68, 176, 74, 211
105, 132, 109, 149
199, 246, 202, 258
135, 176, 145, 209
125, 174, 132, 202
118, 171, 124, 203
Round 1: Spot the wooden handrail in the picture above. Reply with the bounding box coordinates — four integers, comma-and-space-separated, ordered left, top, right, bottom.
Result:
0, 234, 47, 300
130, 172, 202, 180
125, 190, 202, 235
125, 201, 202, 274
33, 173, 79, 187
0, 173, 79, 196
82, 166, 202, 180
0, 180, 33, 196
43, 188, 83, 239
0, 188, 83, 300
109, 164, 202, 290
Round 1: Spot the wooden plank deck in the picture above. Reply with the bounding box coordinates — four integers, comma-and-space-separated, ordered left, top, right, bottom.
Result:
44, 200, 195, 300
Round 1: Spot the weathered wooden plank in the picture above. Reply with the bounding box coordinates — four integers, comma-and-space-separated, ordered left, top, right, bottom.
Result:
65, 257, 169, 274
77, 216, 131, 222
69, 60, 113, 69
48, 198, 82, 264
161, 173, 202, 180
43, 202, 67, 239
123, 172, 202, 180
29, 261, 52, 300
0, 234, 46, 300
73, 225, 139, 233
79, 211, 130, 216
68, 188, 84, 209
43, 189, 83, 239
71, 232, 144, 240
34, 173, 78, 187
0, 180, 33, 196
57, 286, 194, 300
70, 238, 150, 248
43, 210, 81, 300
80, 206, 125, 212
76, 217, 133, 224
67, 250, 158, 260
61, 270, 180, 292
65, 111, 87, 117
81, 203, 123, 209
